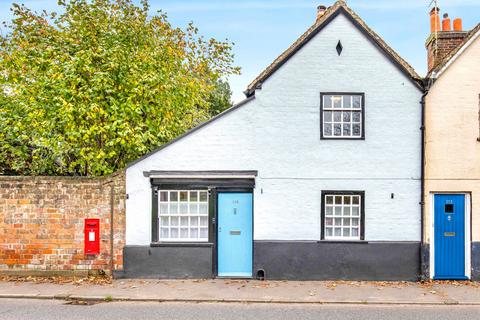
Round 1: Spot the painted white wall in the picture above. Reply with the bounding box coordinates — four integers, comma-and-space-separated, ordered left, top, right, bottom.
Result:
126, 13, 422, 245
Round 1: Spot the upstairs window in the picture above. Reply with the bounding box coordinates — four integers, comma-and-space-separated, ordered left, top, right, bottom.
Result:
320, 93, 364, 139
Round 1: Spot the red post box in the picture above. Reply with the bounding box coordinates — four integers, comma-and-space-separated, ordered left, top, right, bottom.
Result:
84, 218, 100, 255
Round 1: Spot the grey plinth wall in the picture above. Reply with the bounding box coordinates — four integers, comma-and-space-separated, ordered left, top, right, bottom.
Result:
119, 245, 213, 279
253, 241, 420, 281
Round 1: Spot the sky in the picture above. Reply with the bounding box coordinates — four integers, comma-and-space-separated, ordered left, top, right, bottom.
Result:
0, 0, 479, 102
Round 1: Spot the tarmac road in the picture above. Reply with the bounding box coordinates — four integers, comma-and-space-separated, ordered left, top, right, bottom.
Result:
0, 299, 480, 320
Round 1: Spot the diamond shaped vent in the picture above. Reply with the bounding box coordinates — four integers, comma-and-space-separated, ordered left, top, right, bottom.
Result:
336, 40, 343, 56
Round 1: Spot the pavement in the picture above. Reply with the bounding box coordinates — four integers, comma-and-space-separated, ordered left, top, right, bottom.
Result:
0, 279, 480, 305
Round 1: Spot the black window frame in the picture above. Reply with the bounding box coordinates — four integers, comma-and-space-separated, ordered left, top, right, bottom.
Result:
320, 190, 365, 241
150, 177, 255, 245
320, 92, 365, 140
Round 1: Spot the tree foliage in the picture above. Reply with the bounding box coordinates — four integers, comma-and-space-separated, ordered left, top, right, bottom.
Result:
0, 0, 239, 176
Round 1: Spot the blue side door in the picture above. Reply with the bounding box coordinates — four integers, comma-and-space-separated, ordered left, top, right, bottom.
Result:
217, 193, 253, 277
434, 194, 466, 280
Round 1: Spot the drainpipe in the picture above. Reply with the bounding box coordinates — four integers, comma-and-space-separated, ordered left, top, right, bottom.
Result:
110, 183, 115, 277
420, 81, 430, 281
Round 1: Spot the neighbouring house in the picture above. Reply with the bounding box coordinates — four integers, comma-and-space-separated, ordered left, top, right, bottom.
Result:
423, 7, 480, 280
122, 1, 424, 280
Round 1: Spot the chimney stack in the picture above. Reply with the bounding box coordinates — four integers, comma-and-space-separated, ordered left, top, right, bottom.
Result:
426, 7, 468, 72
316, 5, 327, 21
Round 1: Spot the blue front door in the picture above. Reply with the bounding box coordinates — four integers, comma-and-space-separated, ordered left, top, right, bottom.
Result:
434, 194, 467, 280
217, 193, 253, 277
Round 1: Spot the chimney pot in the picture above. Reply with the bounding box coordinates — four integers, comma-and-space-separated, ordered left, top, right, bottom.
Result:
430, 7, 441, 33
316, 5, 327, 20
453, 18, 463, 31
442, 13, 451, 31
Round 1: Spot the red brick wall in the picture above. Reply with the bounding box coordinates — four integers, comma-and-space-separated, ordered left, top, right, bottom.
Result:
0, 172, 125, 275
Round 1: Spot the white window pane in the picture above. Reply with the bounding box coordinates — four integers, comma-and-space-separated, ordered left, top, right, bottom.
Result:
343, 124, 351, 136
344, 207, 351, 216
160, 216, 169, 227
180, 191, 188, 202
334, 207, 342, 216
324, 111, 332, 122
190, 228, 199, 238
190, 216, 199, 226
324, 95, 333, 108
352, 228, 359, 237
160, 191, 168, 202
199, 203, 208, 215
353, 124, 361, 136
169, 191, 178, 202
200, 216, 208, 227
343, 228, 350, 237
343, 112, 351, 122
160, 203, 169, 214
200, 228, 208, 239
334, 218, 342, 226
352, 111, 361, 122
326, 227, 333, 237
179, 203, 188, 214
343, 95, 352, 108
180, 228, 189, 238
333, 96, 342, 108
352, 207, 359, 216
160, 228, 169, 239
171, 216, 179, 226
180, 217, 189, 227
324, 123, 332, 136
169, 203, 178, 214
189, 203, 198, 214
325, 217, 333, 226
352, 95, 362, 108
199, 192, 208, 202
325, 206, 333, 215
333, 112, 342, 122
343, 218, 350, 226
334, 228, 342, 237
170, 228, 179, 238
189, 191, 198, 202
352, 196, 360, 205
352, 218, 359, 226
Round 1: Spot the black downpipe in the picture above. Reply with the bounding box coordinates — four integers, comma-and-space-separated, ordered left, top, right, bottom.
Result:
419, 81, 429, 280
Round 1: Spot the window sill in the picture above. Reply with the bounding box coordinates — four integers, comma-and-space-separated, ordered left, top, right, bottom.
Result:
150, 242, 213, 248
318, 240, 368, 244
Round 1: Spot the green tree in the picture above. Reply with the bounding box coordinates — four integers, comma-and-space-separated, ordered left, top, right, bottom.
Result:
0, 0, 239, 176
207, 79, 233, 116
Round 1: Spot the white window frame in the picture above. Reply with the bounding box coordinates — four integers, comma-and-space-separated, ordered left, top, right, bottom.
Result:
323, 192, 364, 241
321, 93, 364, 139
158, 190, 209, 242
